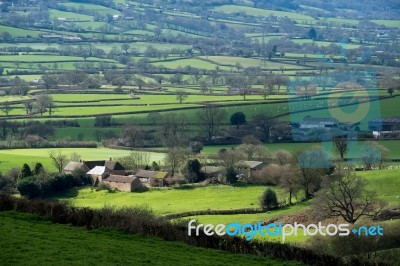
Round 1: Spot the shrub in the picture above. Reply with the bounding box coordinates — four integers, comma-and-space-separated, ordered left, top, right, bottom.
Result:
260, 188, 278, 209
225, 167, 238, 184
18, 163, 32, 179
16, 177, 41, 199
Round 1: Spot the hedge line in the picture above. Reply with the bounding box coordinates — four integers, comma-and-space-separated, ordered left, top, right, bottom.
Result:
0, 194, 384, 266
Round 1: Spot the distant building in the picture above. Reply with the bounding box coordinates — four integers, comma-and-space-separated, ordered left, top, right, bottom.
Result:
300, 117, 339, 129
84, 160, 125, 176
369, 117, 400, 132
200, 166, 224, 178
234, 160, 264, 178
64, 161, 89, 175
102, 175, 143, 192
135, 170, 169, 186
87, 166, 111, 186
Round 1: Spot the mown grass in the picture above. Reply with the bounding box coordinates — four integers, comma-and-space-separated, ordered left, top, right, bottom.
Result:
0, 148, 165, 173
0, 25, 42, 37
360, 169, 400, 207
58, 185, 289, 215
213, 5, 314, 22
0, 211, 300, 266
61, 2, 120, 15
49, 9, 93, 20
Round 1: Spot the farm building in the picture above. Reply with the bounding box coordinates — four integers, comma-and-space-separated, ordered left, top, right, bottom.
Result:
369, 116, 400, 132
234, 160, 265, 178
102, 175, 143, 192
135, 170, 169, 187
87, 166, 111, 186
200, 166, 224, 178
299, 117, 339, 129
84, 159, 125, 176
63, 161, 89, 175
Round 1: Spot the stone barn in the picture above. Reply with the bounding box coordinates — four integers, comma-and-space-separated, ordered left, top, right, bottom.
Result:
87, 166, 111, 186
102, 175, 143, 192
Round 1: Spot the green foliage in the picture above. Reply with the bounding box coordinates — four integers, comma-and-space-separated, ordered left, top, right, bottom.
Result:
226, 166, 238, 184
230, 112, 246, 129
260, 188, 278, 209
152, 161, 160, 171
33, 162, 45, 176
18, 164, 32, 179
16, 177, 41, 199
184, 159, 202, 183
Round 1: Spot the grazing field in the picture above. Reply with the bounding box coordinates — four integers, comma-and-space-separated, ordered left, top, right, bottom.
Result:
61, 2, 120, 15
0, 148, 165, 173
213, 5, 315, 22
57, 185, 293, 215
0, 212, 298, 266
0, 25, 42, 37
49, 9, 93, 20
359, 169, 400, 207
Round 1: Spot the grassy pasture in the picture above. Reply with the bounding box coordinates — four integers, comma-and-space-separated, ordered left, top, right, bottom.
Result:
49, 9, 93, 20
371, 20, 400, 27
0, 54, 114, 63
359, 169, 400, 207
0, 212, 293, 266
152, 58, 221, 70
58, 185, 288, 215
0, 25, 42, 37
291, 39, 361, 49
61, 2, 120, 15
213, 5, 315, 22
0, 148, 165, 173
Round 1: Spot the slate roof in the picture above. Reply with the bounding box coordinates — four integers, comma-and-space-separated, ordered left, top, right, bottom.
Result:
200, 166, 223, 174
64, 161, 89, 172
87, 166, 110, 175
135, 170, 168, 179
234, 160, 264, 169
103, 175, 137, 183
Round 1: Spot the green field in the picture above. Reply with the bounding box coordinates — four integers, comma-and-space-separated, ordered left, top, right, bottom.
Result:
0, 25, 42, 37
49, 9, 93, 20
0, 212, 299, 266
58, 185, 290, 215
0, 148, 165, 173
61, 2, 120, 15
213, 5, 315, 22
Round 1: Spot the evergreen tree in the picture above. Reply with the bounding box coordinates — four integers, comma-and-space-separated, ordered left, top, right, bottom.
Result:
19, 164, 32, 179
260, 188, 278, 209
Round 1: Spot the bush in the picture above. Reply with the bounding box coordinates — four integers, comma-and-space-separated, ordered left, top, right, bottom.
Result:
225, 167, 238, 184
16, 177, 41, 199
260, 188, 278, 209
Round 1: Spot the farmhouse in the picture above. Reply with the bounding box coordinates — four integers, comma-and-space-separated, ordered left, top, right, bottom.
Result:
84, 160, 125, 175
135, 170, 169, 187
63, 161, 89, 175
200, 166, 224, 178
102, 175, 143, 192
369, 116, 400, 132
300, 117, 339, 129
234, 160, 264, 178
87, 166, 111, 186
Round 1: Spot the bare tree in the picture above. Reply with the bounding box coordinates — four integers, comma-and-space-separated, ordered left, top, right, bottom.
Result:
274, 149, 293, 165
122, 126, 144, 147
41, 74, 58, 91
252, 113, 277, 143
334, 135, 347, 159
315, 171, 383, 223
23, 101, 33, 114
278, 165, 299, 205
294, 146, 332, 199
49, 150, 68, 174
197, 105, 227, 143
360, 141, 389, 170
35, 95, 55, 116
0, 101, 13, 116
175, 89, 188, 104
160, 113, 188, 147
165, 147, 191, 176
